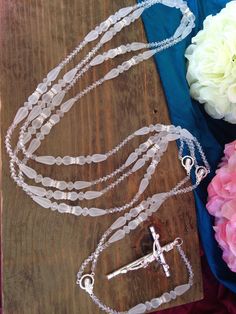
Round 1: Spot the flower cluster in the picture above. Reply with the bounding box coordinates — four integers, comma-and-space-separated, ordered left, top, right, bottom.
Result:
206, 140, 236, 272
185, 1, 236, 124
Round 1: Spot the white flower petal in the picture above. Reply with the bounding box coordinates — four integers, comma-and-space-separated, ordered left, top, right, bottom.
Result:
185, 3, 236, 124
227, 83, 236, 103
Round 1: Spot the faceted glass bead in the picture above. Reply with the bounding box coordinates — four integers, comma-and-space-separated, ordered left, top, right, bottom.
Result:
130, 207, 141, 217
14, 107, 29, 125
28, 126, 36, 135
72, 206, 83, 216
57, 181, 67, 190
128, 219, 139, 230
63, 68, 77, 83
52, 91, 65, 106
174, 284, 190, 296
35, 174, 43, 183
50, 114, 60, 124
162, 292, 171, 303
19, 164, 37, 179
107, 49, 117, 58
67, 182, 74, 190
128, 303, 146, 314
114, 22, 123, 32
111, 217, 126, 230
147, 164, 156, 175
74, 181, 91, 190
68, 192, 77, 201
32, 196, 51, 208
151, 298, 162, 308
100, 20, 110, 32
27, 185, 46, 197
28, 92, 40, 105
58, 203, 70, 213
104, 68, 119, 80
125, 152, 138, 167
37, 83, 47, 94
28, 105, 41, 121
170, 290, 177, 299
36, 156, 55, 165
131, 8, 144, 19
32, 117, 43, 129
27, 138, 41, 154
61, 98, 76, 112
42, 177, 53, 186
22, 132, 31, 144
138, 212, 148, 221
90, 55, 105, 66
131, 42, 146, 51
42, 91, 53, 103
132, 158, 145, 172
101, 31, 113, 44
63, 156, 71, 165
117, 6, 133, 18
41, 123, 51, 135
88, 208, 106, 217
145, 302, 152, 311
47, 66, 61, 82
138, 178, 149, 194
51, 83, 62, 93
85, 30, 99, 42
84, 191, 102, 200
55, 157, 62, 165
108, 229, 126, 243
142, 49, 156, 60
92, 154, 107, 163
78, 156, 86, 165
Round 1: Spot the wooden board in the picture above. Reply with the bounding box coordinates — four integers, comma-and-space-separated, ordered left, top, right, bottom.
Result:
0, 0, 203, 313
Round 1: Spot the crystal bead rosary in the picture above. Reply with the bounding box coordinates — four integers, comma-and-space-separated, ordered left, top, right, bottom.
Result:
5, 0, 209, 313
5, 0, 197, 216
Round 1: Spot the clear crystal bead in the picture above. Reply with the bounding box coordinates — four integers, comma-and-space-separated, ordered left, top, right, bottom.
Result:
35, 156, 55, 165
108, 229, 126, 243
14, 107, 29, 125
27, 185, 46, 197
128, 303, 146, 314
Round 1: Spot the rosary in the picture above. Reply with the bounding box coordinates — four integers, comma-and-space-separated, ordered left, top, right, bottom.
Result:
5, 0, 210, 313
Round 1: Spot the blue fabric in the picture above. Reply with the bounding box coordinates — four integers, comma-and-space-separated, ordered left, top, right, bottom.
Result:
137, 0, 236, 293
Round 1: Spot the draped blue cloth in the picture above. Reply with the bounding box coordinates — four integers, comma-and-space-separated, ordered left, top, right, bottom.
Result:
137, 0, 236, 293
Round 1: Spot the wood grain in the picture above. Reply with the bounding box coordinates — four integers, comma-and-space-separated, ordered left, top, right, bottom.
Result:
0, 1, 203, 313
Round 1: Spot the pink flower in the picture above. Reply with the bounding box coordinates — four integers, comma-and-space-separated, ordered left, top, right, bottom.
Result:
228, 152, 236, 171
221, 199, 236, 220
206, 195, 225, 218
226, 214, 236, 257
214, 218, 228, 251
210, 168, 236, 199
206, 140, 236, 272
224, 140, 236, 160
214, 217, 236, 272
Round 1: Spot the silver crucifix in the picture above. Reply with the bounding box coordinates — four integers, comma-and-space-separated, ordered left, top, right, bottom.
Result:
107, 226, 182, 280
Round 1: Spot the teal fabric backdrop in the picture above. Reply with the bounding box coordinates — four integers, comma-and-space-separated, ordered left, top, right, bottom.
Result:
137, 0, 236, 293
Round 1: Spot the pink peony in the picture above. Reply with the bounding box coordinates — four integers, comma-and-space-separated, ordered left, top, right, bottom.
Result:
224, 140, 236, 160
221, 199, 236, 220
206, 195, 225, 218
214, 218, 229, 251
214, 217, 236, 272
210, 168, 236, 199
226, 214, 236, 257
206, 140, 236, 272
228, 151, 236, 171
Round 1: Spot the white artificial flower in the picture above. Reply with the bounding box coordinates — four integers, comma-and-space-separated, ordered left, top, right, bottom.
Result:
185, 1, 236, 123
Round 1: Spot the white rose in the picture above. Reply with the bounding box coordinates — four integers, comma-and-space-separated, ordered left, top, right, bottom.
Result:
185, 1, 236, 123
